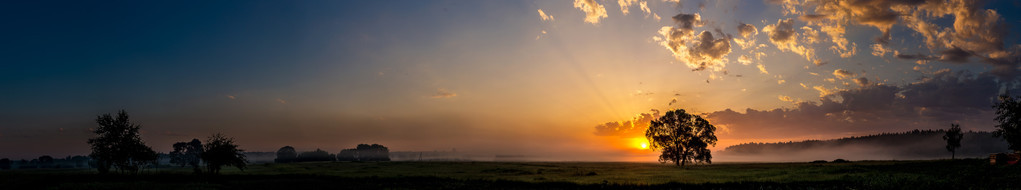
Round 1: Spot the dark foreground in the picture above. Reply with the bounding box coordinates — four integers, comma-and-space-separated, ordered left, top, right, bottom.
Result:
1, 159, 1019, 189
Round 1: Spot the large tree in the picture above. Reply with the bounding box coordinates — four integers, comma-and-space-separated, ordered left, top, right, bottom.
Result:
87, 110, 158, 174
645, 109, 717, 166
201, 133, 247, 174
943, 123, 964, 159
993, 94, 1021, 152
170, 139, 204, 173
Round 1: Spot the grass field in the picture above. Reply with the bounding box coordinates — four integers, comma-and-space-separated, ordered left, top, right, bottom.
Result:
2, 159, 1019, 189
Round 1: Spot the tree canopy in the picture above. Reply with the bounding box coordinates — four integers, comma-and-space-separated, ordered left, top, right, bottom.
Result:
275, 146, 297, 163
170, 139, 204, 173
87, 110, 157, 174
645, 109, 717, 166
943, 123, 964, 159
994, 94, 1021, 152
202, 133, 247, 174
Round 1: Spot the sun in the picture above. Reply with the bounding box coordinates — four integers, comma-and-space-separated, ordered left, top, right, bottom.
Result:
631, 137, 650, 150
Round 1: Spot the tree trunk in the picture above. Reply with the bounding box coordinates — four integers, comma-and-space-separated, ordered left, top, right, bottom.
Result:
952, 151, 956, 160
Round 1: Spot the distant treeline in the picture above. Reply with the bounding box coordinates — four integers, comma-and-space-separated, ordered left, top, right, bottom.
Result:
274, 144, 390, 163
722, 129, 1008, 160
0, 156, 91, 170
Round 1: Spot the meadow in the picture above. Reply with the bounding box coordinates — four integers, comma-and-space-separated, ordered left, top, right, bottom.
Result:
1, 159, 1019, 189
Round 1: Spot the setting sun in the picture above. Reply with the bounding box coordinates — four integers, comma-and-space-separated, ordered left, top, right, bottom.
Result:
631, 137, 650, 150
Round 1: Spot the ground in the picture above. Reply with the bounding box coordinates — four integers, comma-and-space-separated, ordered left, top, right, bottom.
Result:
1, 159, 1019, 189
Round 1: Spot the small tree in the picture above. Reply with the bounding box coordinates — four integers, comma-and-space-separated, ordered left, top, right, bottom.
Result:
275, 146, 297, 163
201, 133, 247, 174
994, 94, 1021, 153
645, 109, 717, 166
170, 139, 204, 173
87, 110, 158, 174
943, 123, 964, 159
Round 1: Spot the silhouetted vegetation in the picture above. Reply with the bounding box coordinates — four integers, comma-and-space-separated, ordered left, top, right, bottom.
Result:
944, 123, 964, 159
337, 144, 391, 161
169, 139, 204, 173
87, 110, 158, 174
645, 109, 717, 166
994, 94, 1021, 152
274, 146, 297, 163
297, 149, 335, 162
201, 133, 247, 174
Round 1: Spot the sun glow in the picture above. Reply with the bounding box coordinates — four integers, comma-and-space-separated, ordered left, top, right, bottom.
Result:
632, 137, 650, 150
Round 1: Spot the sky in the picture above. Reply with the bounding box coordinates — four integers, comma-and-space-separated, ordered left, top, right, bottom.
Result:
1, 0, 1020, 161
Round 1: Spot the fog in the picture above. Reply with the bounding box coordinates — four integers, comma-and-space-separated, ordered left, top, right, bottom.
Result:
716, 131, 1009, 162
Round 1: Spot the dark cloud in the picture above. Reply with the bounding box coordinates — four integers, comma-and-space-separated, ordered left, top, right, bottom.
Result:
737, 23, 757, 38
894, 52, 935, 60
708, 71, 1004, 139
940, 47, 974, 63
853, 77, 870, 86
765, 19, 796, 44
672, 13, 702, 34
594, 109, 660, 137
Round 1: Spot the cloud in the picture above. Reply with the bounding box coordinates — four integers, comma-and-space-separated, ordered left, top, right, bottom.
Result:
655, 13, 733, 71
668, 98, 678, 106
738, 55, 752, 65
430, 88, 458, 99
854, 77, 870, 86
708, 71, 1003, 140
763, 18, 817, 64
594, 109, 661, 137
939, 47, 973, 63
734, 22, 759, 49
619, 0, 657, 20
573, 0, 608, 24
276, 98, 287, 104
537, 9, 554, 21
226, 95, 236, 100
778, 0, 1018, 78
778, 95, 794, 102
832, 69, 855, 79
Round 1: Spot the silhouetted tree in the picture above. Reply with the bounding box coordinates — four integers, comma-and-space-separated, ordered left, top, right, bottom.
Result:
170, 139, 204, 173
275, 146, 297, 163
645, 109, 717, 166
0, 158, 10, 170
38, 155, 54, 168
87, 110, 158, 174
336, 144, 391, 161
201, 133, 247, 174
994, 94, 1021, 152
298, 149, 335, 162
337, 149, 357, 161
943, 123, 964, 159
